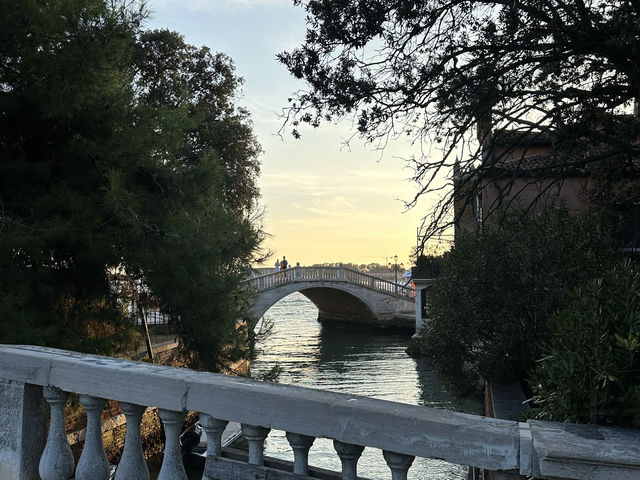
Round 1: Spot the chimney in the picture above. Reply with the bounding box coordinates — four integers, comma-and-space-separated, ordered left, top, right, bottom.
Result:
476, 109, 493, 164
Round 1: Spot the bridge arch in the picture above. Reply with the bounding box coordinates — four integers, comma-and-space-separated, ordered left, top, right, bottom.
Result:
245, 266, 416, 330
250, 283, 379, 329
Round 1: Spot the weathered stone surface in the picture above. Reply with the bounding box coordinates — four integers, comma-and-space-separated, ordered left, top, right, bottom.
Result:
241, 424, 271, 466
3, 345, 640, 479
0, 346, 55, 386
334, 440, 365, 480
285, 432, 315, 476
115, 402, 149, 480
157, 409, 187, 480
187, 372, 521, 471
528, 420, 640, 479
0, 345, 521, 471
200, 414, 229, 458
382, 450, 415, 480
75, 395, 109, 480
0, 380, 46, 480
0, 345, 193, 410
48, 353, 190, 411
39, 387, 74, 480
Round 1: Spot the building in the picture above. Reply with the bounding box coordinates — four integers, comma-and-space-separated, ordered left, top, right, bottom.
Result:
453, 126, 640, 249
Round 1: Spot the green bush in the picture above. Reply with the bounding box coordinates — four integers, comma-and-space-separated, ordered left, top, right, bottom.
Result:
532, 260, 640, 427
410, 208, 616, 396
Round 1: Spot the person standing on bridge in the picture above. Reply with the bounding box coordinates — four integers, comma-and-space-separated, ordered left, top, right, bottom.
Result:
275, 259, 280, 272
281, 256, 288, 270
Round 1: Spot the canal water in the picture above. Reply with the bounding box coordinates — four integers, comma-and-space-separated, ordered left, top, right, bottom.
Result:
250, 292, 482, 480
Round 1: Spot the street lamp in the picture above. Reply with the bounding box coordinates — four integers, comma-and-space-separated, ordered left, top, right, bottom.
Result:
387, 254, 404, 292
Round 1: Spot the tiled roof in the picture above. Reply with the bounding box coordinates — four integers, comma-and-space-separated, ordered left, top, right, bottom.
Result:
486, 152, 588, 177
492, 129, 553, 148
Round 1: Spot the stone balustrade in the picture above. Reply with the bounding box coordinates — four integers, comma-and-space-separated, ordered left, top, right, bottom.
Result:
246, 265, 416, 298
1, 345, 639, 480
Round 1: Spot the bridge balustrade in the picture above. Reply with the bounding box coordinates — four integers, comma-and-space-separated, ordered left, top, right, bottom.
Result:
246, 266, 415, 298
1, 345, 638, 480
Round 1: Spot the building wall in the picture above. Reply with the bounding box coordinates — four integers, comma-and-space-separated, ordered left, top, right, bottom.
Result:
480, 175, 591, 221
495, 144, 553, 160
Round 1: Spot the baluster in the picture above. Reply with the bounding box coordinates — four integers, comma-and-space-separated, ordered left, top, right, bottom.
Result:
157, 409, 187, 480
200, 415, 228, 480
241, 424, 270, 466
286, 432, 315, 476
115, 402, 149, 480
200, 414, 228, 457
76, 395, 109, 480
39, 386, 74, 480
333, 440, 364, 480
383, 450, 415, 480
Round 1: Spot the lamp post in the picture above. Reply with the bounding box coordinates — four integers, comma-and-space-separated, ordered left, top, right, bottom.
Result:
387, 254, 404, 293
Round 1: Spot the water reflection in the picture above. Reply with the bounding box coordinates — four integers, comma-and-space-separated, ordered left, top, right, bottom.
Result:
414, 356, 482, 412
251, 292, 482, 479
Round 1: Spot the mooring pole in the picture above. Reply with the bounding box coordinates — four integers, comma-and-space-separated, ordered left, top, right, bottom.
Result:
138, 304, 155, 364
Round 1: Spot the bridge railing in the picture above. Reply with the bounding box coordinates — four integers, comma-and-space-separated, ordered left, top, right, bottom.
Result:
1, 345, 638, 480
245, 266, 415, 298
342, 268, 415, 298
246, 267, 298, 290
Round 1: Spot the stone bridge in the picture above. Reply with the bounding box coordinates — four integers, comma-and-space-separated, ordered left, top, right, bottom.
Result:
243, 266, 416, 330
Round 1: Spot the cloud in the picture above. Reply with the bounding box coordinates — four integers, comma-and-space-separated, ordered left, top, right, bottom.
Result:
272, 32, 306, 53
261, 171, 319, 188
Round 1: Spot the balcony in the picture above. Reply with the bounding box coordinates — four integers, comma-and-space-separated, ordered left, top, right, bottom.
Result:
0, 345, 638, 480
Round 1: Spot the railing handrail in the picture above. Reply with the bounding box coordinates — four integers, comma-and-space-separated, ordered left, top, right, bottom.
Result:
1, 344, 639, 479
244, 266, 415, 298
0, 345, 514, 471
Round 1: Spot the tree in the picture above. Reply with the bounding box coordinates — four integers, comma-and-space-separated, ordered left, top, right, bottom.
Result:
0, 0, 263, 371
279, 0, 640, 244
408, 208, 617, 396
532, 260, 640, 427
135, 29, 262, 213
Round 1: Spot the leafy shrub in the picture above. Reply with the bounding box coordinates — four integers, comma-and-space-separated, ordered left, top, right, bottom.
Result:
409, 208, 616, 396
532, 260, 640, 427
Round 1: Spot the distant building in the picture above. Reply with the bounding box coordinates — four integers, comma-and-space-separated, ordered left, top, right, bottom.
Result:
452, 125, 640, 250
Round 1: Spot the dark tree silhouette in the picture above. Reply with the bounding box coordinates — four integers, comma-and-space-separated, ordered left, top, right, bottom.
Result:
279, 0, 640, 245
0, 1, 263, 370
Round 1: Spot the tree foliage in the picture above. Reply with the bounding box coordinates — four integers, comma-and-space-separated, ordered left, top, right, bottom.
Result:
280, 0, 640, 242
408, 208, 617, 396
0, 0, 263, 371
532, 260, 640, 427
135, 29, 262, 213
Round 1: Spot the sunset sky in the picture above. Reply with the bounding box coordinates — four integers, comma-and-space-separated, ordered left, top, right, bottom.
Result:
148, 0, 444, 266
